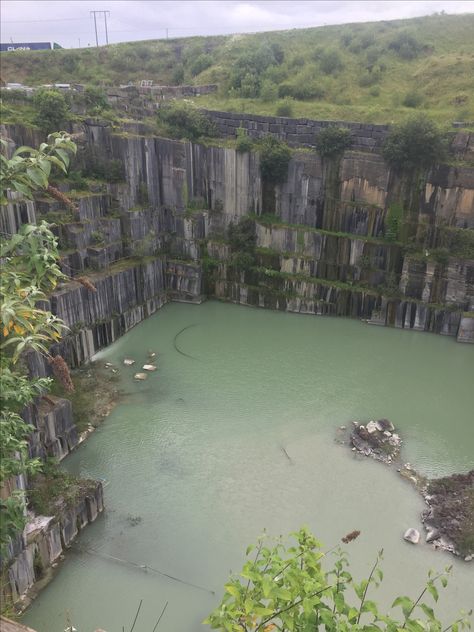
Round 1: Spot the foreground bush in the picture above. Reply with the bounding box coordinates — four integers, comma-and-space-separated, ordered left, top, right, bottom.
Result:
205, 527, 472, 631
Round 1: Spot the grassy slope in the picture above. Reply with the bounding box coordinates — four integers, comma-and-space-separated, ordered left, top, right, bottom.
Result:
1, 13, 473, 125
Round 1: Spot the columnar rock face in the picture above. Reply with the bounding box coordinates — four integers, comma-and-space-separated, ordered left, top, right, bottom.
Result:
1, 116, 473, 361
4, 482, 104, 604
2, 118, 473, 348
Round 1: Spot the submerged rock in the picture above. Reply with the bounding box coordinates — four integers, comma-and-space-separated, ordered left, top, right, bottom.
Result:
134, 372, 147, 380
123, 358, 135, 366
142, 364, 157, 372
404, 528, 420, 544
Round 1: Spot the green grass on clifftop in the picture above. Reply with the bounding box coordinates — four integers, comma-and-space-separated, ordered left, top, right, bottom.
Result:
1, 13, 473, 126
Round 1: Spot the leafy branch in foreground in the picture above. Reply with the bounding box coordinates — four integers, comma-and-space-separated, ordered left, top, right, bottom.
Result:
0, 131, 76, 204
204, 527, 472, 632
0, 133, 77, 557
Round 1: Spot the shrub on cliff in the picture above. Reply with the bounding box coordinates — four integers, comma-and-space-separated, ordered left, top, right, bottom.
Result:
156, 101, 217, 141
315, 126, 352, 159
227, 217, 257, 254
33, 88, 70, 133
258, 135, 291, 184
382, 116, 447, 173
227, 217, 257, 270
235, 128, 254, 153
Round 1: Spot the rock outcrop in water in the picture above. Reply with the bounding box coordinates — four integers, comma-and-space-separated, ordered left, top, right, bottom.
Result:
350, 419, 401, 463
343, 420, 473, 560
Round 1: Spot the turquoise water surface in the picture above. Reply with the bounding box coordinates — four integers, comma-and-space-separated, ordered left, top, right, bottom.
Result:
23, 302, 474, 631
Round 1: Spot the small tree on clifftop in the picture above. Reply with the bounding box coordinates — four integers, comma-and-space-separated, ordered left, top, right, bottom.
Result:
382, 116, 447, 173
315, 126, 352, 160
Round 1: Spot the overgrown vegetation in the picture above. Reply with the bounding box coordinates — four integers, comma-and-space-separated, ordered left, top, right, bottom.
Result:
81, 146, 125, 182
205, 527, 472, 631
32, 88, 71, 133
227, 216, 257, 270
315, 126, 352, 159
235, 127, 254, 153
28, 459, 96, 516
382, 116, 447, 173
258, 135, 291, 184
156, 101, 217, 141
2, 13, 473, 125
436, 225, 474, 259
0, 134, 76, 555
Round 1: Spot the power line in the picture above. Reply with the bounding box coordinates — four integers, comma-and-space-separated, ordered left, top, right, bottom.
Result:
2, 18, 89, 23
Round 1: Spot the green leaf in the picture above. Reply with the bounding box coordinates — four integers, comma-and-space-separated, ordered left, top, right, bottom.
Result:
427, 582, 439, 602
354, 579, 367, 601
363, 600, 379, 617
224, 583, 241, 599
419, 603, 435, 620
273, 587, 292, 601
38, 158, 52, 176
11, 180, 32, 197
392, 595, 414, 618
26, 167, 48, 188
54, 148, 70, 168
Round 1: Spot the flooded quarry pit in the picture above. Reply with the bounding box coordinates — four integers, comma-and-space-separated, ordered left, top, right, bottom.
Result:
22, 301, 474, 632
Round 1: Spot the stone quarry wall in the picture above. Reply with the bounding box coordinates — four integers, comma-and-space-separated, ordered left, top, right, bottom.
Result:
204, 110, 474, 160
2, 119, 473, 351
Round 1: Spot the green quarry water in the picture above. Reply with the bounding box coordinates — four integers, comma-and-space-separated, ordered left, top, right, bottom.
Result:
23, 302, 474, 632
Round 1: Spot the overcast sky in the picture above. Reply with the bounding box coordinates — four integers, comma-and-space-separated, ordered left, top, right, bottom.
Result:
1, 0, 474, 48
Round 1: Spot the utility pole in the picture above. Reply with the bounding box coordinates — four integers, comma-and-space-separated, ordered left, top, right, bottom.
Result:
91, 11, 99, 47
103, 10, 110, 45
90, 10, 111, 46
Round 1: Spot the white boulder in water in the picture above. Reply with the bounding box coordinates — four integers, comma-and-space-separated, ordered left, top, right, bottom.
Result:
123, 358, 135, 366
403, 528, 420, 544
142, 364, 157, 372
134, 372, 147, 381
